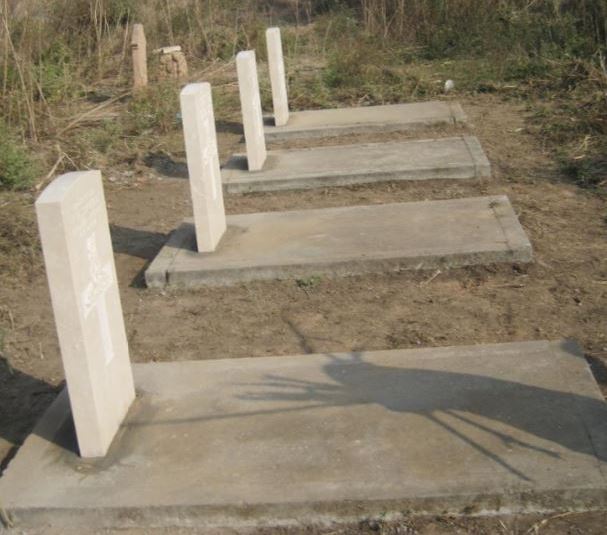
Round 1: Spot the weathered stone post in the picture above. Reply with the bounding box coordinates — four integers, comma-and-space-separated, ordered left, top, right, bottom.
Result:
236, 50, 267, 171
131, 23, 148, 89
156, 45, 189, 80
266, 27, 289, 127
180, 83, 227, 252
35, 170, 135, 458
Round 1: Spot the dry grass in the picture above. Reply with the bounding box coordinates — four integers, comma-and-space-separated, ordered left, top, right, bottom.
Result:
0, 0, 605, 192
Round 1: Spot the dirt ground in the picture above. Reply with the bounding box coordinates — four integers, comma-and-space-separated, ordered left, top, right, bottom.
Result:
1, 94, 606, 533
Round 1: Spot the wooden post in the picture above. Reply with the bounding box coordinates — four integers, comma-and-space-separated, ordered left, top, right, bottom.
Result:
131, 23, 148, 89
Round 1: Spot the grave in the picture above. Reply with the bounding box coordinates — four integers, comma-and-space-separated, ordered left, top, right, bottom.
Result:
34, 170, 135, 458
147, 83, 526, 288
229, 50, 488, 193
264, 101, 468, 142
2, 340, 607, 530
223, 135, 490, 193
145, 195, 532, 288
263, 27, 467, 141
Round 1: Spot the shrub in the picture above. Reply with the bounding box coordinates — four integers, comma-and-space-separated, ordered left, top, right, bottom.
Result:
0, 123, 37, 190
128, 81, 180, 134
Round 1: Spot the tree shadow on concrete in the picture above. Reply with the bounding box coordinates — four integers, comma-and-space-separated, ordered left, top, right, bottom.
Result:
30, 337, 607, 481
234, 340, 607, 481
110, 225, 169, 287
0, 357, 61, 474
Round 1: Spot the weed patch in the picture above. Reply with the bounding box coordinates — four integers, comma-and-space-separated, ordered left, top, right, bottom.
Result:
0, 123, 38, 191
128, 82, 180, 134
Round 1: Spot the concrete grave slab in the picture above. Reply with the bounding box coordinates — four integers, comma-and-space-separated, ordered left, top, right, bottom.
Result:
144, 195, 531, 288
264, 100, 467, 142
222, 136, 490, 193
2, 340, 607, 530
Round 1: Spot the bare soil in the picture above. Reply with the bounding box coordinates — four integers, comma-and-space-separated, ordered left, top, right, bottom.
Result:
1, 94, 606, 533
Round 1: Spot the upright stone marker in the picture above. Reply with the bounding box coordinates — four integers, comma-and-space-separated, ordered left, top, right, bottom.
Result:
236, 50, 267, 171
180, 83, 226, 252
131, 23, 148, 89
35, 170, 135, 458
266, 27, 289, 127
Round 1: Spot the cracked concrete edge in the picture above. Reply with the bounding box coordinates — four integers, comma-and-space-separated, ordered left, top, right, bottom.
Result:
144, 223, 193, 288
6, 486, 607, 530
489, 196, 533, 261
165, 248, 533, 290
223, 166, 480, 194
463, 135, 492, 179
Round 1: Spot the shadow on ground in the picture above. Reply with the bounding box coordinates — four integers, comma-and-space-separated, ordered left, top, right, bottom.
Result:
216, 119, 244, 136
0, 357, 59, 474
234, 340, 607, 481
113, 338, 607, 483
110, 225, 168, 287
144, 152, 188, 179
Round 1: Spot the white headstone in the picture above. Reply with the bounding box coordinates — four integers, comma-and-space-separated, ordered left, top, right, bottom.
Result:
236, 50, 267, 171
266, 27, 289, 127
180, 83, 226, 252
35, 171, 135, 458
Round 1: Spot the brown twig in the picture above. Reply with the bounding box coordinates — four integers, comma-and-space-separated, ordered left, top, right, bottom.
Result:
57, 91, 131, 136
35, 148, 65, 191
525, 511, 577, 534
420, 269, 441, 287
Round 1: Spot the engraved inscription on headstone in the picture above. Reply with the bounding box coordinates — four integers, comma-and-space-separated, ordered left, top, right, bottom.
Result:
236, 50, 267, 171
266, 27, 289, 126
82, 234, 115, 365
180, 83, 227, 252
36, 170, 135, 458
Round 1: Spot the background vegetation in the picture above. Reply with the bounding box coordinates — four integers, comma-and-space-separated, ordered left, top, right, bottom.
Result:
0, 0, 605, 190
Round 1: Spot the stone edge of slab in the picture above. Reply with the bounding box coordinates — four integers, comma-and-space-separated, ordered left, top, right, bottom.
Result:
263, 101, 469, 141
144, 225, 192, 288
222, 136, 491, 194
145, 197, 532, 289
5, 488, 607, 531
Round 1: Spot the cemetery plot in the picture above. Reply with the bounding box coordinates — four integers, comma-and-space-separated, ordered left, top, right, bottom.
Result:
2, 340, 606, 529
222, 135, 491, 193
264, 101, 468, 142
145, 195, 531, 288
232, 47, 484, 194
262, 27, 466, 142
